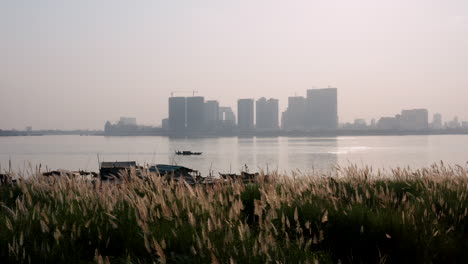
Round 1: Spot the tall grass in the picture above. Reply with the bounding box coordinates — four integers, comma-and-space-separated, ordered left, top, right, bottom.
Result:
0, 163, 467, 263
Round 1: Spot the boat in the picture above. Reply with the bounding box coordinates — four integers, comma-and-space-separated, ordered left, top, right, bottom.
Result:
175, 151, 203, 156
219, 171, 260, 182
149, 164, 200, 184
99, 161, 144, 180
42, 170, 97, 178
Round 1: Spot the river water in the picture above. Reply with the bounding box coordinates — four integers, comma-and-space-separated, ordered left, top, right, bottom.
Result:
1, 135, 467, 175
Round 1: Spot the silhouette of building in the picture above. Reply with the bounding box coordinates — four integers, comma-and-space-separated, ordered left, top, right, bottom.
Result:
281, 96, 307, 130
376, 109, 429, 131
431, 113, 443, 130
306, 88, 338, 130
105, 121, 112, 133
204, 100, 219, 129
219, 107, 236, 126
168, 97, 186, 131
377, 116, 401, 130
349, 119, 367, 129
186, 96, 205, 131
342, 118, 368, 130
118, 117, 137, 126
370, 118, 377, 129
237, 99, 254, 131
256, 98, 279, 130
447, 116, 461, 129
161, 118, 169, 130
400, 109, 429, 130
104, 117, 141, 135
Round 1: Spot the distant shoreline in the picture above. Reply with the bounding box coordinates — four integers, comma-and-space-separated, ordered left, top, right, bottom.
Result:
2, 129, 468, 137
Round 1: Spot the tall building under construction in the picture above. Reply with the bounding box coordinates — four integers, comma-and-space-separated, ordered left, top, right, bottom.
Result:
186, 96, 205, 131
168, 97, 186, 131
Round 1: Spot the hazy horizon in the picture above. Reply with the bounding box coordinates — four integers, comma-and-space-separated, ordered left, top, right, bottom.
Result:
1, 0, 467, 130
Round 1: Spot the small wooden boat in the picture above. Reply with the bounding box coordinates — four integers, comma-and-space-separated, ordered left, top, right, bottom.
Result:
99, 161, 144, 180
42, 170, 97, 178
175, 151, 203, 156
219, 171, 260, 182
150, 164, 199, 185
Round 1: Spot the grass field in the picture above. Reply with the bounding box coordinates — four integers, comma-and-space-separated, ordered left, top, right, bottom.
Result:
1, 163, 467, 263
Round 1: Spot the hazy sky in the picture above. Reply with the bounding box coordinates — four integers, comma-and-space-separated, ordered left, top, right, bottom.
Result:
1, 0, 467, 130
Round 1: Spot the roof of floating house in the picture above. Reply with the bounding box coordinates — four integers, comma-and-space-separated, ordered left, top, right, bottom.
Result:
100, 161, 137, 168
150, 164, 196, 174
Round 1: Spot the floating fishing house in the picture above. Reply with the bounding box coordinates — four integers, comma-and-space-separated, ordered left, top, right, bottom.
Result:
149, 164, 200, 184
100, 161, 142, 180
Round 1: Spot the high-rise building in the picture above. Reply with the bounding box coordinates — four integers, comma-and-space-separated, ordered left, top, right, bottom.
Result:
186, 96, 205, 131
256, 98, 279, 130
219, 107, 236, 126
432, 113, 443, 130
306, 88, 338, 130
237, 99, 254, 131
204, 100, 220, 128
282, 96, 307, 130
400, 109, 429, 130
168, 97, 186, 131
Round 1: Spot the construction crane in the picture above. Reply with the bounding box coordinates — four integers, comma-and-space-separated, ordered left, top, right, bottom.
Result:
170, 90, 198, 97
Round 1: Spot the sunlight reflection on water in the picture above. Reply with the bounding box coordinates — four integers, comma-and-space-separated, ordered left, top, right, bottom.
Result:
1, 135, 467, 175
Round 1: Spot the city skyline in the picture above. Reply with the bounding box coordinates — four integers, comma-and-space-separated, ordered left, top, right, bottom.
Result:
2, 84, 467, 130
3, 87, 468, 132
103, 87, 466, 135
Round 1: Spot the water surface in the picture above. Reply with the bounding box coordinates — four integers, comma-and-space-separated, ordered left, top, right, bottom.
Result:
0, 135, 467, 175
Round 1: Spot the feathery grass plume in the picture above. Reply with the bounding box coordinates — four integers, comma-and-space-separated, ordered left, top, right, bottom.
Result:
0, 163, 467, 263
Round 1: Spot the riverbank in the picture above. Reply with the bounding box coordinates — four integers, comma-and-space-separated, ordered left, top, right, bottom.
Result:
1, 164, 467, 263
104, 129, 468, 137
3, 128, 468, 138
